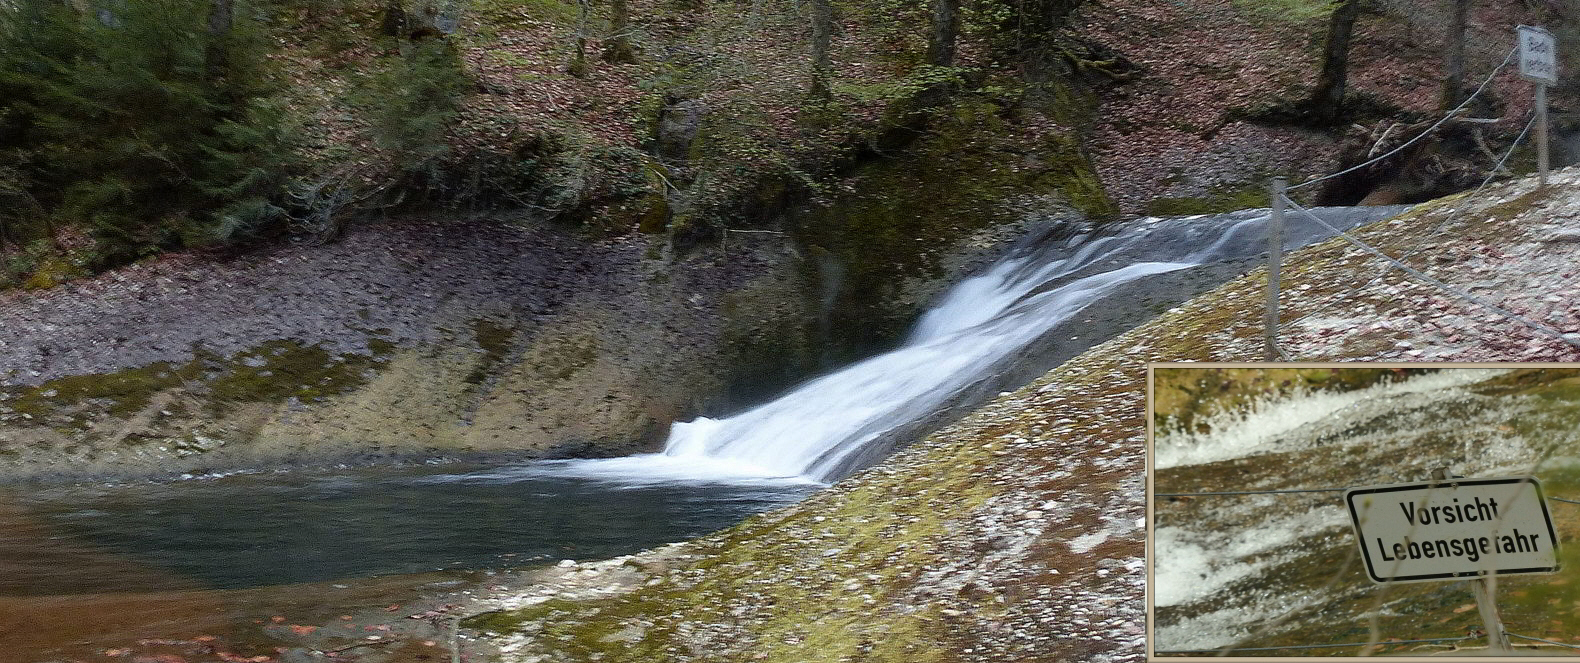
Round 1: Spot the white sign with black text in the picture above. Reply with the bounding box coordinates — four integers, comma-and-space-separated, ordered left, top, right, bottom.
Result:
1345, 476, 1560, 584
1518, 25, 1558, 85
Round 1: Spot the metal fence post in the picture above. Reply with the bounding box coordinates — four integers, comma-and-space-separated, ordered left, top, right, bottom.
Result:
1536, 82, 1549, 187
1264, 177, 1287, 361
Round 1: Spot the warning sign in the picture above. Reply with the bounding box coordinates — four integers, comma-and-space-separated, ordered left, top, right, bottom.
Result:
1345, 476, 1560, 584
1518, 25, 1558, 85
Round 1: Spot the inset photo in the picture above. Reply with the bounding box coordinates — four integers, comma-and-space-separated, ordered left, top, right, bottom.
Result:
1147, 364, 1580, 659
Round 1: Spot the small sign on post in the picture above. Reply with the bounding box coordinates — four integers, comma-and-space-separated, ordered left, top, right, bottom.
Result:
1518, 25, 1558, 186
1518, 25, 1558, 85
1347, 475, 1560, 654
1346, 476, 1560, 584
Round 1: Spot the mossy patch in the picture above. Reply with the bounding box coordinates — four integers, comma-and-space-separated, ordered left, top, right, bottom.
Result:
205, 340, 385, 414
1145, 183, 1270, 217
7, 361, 196, 421
716, 274, 818, 408
465, 318, 517, 386
475, 411, 1001, 661
527, 334, 600, 382
21, 256, 86, 291
793, 94, 1113, 359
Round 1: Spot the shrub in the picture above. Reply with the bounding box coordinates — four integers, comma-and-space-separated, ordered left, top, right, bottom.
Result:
363, 39, 471, 172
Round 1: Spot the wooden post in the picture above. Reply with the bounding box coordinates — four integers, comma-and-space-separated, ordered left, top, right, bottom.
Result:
1536, 82, 1550, 187
1472, 573, 1513, 653
1264, 178, 1287, 361
1431, 468, 1511, 653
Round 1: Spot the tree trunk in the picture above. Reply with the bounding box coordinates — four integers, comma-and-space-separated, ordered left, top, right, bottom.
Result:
205, 0, 232, 80
927, 0, 958, 68
381, 0, 408, 38
809, 0, 832, 100
1440, 0, 1469, 111
1307, 0, 1362, 125
569, 0, 590, 77
604, 0, 636, 63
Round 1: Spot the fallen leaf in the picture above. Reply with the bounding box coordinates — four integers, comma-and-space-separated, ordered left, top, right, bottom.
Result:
270, 616, 286, 624
1453, 603, 1476, 613
289, 624, 318, 635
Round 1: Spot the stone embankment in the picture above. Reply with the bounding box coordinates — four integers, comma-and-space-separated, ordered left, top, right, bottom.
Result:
0, 218, 816, 480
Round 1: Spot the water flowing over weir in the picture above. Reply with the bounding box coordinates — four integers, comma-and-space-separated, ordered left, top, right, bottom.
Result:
553, 205, 1409, 484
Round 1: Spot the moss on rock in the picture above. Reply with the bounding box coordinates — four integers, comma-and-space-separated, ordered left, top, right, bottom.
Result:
792, 93, 1113, 359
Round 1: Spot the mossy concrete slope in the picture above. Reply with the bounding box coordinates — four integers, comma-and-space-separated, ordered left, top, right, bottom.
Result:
0, 219, 823, 481
470, 169, 1580, 662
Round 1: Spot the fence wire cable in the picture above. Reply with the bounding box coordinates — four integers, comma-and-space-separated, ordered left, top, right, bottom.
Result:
1274, 111, 1536, 339
1155, 487, 1347, 497
1154, 635, 1480, 654
1158, 487, 1580, 504
1375, 112, 1537, 279
1507, 632, 1580, 649
1280, 196, 1580, 350
1287, 46, 1516, 192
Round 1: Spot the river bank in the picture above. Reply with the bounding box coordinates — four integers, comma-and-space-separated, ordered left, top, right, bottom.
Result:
445, 170, 1580, 663
0, 215, 815, 483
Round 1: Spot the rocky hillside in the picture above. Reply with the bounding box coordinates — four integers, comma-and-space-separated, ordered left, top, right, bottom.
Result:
445, 168, 1580, 663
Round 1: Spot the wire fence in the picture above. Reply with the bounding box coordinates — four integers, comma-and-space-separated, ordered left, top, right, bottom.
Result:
1153, 634, 1479, 655
1156, 486, 1580, 503
1153, 485, 1579, 656
1156, 632, 1580, 656
1507, 632, 1580, 649
1259, 39, 1579, 359
1286, 46, 1515, 192
1151, 30, 1571, 661
1279, 196, 1580, 350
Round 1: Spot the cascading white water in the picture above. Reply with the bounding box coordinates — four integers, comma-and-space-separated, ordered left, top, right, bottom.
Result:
660, 260, 1192, 480
543, 205, 1409, 485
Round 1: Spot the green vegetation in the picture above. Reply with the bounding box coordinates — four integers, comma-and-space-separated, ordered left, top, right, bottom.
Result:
1230, 0, 1339, 23
0, 0, 291, 272
359, 38, 470, 173
792, 91, 1113, 358
0, 0, 479, 284
1145, 185, 1268, 217
0, 0, 1136, 294
204, 340, 384, 413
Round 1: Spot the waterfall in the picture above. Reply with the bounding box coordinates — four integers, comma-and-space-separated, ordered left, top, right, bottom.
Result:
545, 205, 1409, 485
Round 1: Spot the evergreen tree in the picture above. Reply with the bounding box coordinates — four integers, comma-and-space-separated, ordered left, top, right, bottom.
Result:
366, 38, 469, 172
0, 0, 290, 268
